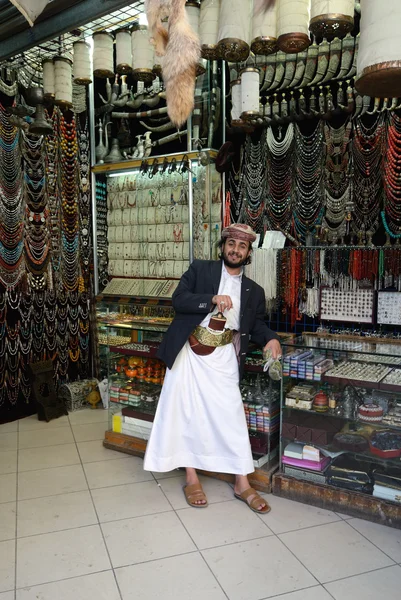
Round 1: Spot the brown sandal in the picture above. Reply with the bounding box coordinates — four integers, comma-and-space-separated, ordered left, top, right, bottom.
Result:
183, 483, 209, 508
234, 488, 271, 514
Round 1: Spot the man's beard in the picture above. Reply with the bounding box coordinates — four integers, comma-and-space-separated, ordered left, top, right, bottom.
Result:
222, 252, 248, 269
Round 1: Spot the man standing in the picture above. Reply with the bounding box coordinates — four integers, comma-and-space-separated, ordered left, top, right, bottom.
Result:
144, 223, 281, 512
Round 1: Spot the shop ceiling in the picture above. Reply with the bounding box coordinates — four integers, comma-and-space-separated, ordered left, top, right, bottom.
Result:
0, 0, 145, 67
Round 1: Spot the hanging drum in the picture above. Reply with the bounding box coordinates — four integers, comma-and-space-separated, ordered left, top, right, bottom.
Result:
356, 0, 401, 98
200, 0, 220, 60
73, 41, 92, 85
42, 58, 55, 100
116, 28, 132, 74
131, 23, 155, 84
54, 57, 73, 110
185, 1, 205, 75
309, 0, 354, 38
217, 0, 252, 62
93, 31, 115, 78
240, 67, 260, 120
251, 0, 278, 55
230, 78, 242, 126
277, 0, 311, 53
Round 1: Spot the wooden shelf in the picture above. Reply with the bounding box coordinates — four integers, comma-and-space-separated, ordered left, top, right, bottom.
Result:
103, 430, 278, 493
92, 150, 218, 175
273, 473, 401, 529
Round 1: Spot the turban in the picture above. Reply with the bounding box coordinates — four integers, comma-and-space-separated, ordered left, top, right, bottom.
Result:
221, 223, 257, 243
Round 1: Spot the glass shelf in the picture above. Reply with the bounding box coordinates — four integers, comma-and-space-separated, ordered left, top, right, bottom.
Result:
283, 335, 401, 360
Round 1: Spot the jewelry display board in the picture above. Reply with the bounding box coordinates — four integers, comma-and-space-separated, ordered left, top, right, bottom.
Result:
377, 292, 401, 326
102, 278, 179, 298
320, 288, 375, 324
102, 152, 222, 284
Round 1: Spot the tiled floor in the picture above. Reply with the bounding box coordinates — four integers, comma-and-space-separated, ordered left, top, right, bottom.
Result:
1, 411, 401, 600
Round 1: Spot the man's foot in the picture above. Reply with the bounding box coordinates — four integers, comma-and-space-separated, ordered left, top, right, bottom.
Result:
185, 468, 207, 506
183, 482, 208, 508
234, 475, 270, 513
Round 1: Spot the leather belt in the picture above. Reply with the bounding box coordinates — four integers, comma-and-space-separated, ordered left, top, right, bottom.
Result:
191, 326, 234, 348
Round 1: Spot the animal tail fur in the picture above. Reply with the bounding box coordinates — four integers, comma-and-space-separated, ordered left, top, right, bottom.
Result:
162, 0, 201, 127
145, 0, 169, 56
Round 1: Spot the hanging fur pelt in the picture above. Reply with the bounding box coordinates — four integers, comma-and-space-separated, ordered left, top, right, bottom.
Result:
145, 0, 200, 128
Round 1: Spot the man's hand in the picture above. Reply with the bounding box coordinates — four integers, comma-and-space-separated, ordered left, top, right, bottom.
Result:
263, 338, 282, 359
212, 294, 233, 312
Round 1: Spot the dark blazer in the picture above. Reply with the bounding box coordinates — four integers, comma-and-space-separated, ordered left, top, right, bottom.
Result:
157, 259, 280, 378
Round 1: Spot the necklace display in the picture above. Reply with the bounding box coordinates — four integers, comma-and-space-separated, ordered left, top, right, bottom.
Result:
0, 101, 24, 289
0, 85, 92, 413
383, 113, 401, 238
22, 130, 50, 291
294, 122, 324, 244
351, 114, 384, 241
242, 136, 267, 234
266, 124, 295, 234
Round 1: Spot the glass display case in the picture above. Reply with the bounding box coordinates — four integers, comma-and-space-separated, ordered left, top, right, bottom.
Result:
97, 295, 280, 474
278, 334, 401, 520
93, 149, 222, 293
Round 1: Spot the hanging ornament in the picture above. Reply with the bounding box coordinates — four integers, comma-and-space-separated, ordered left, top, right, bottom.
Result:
131, 23, 155, 84
251, 0, 278, 55
200, 0, 220, 60
115, 28, 133, 75
309, 1, 354, 39
277, 0, 311, 53
93, 32, 115, 79
240, 68, 260, 120
42, 58, 55, 100
356, 0, 401, 98
73, 41, 92, 85
54, 57, 73, 110
217, 0, 252, 62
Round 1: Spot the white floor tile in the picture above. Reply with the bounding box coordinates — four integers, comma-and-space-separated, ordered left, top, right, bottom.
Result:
18, 428, 74, 450
0, 592, 14, 600
18, 415, 69, 431
159, 475, 235, 510
325, 564, 401, 600
279, 520, 394, 584
68, 408, 108, 425
83, 456, 153, 489
18, 464, 88, 500
203, 536, 316, 600
152, 469, 182, 480
347, 518, 401, 563
177, 500, 273, 550
71, 422, 107, 443
0, 474, 16, 504
17, 491, 98, 538
258, 494, 341, 534
0, 503, 16, 541
0, 422, 17, 433
92, 481, 172, 523
266, 586, 333, 600
16, 571, 121, 600
77, 440, 123, 463
18, 443, 79, 472
102, 511, 196, 567
16, 524, 111, 589
0, 539, 15, 592
116, 552, 226, 600
0, 451, 17, 475
0, 433, 17, 452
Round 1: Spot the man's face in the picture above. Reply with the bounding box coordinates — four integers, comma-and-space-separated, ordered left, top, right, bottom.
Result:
222, 238, 251, 268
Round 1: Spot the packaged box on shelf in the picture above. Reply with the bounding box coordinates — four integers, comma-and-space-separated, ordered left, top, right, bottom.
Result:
283, 464, 328, 484
253, 447, 277, 468
305, 356, 326, 380
112, 413, 123, 433
121, 418, 152, 440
